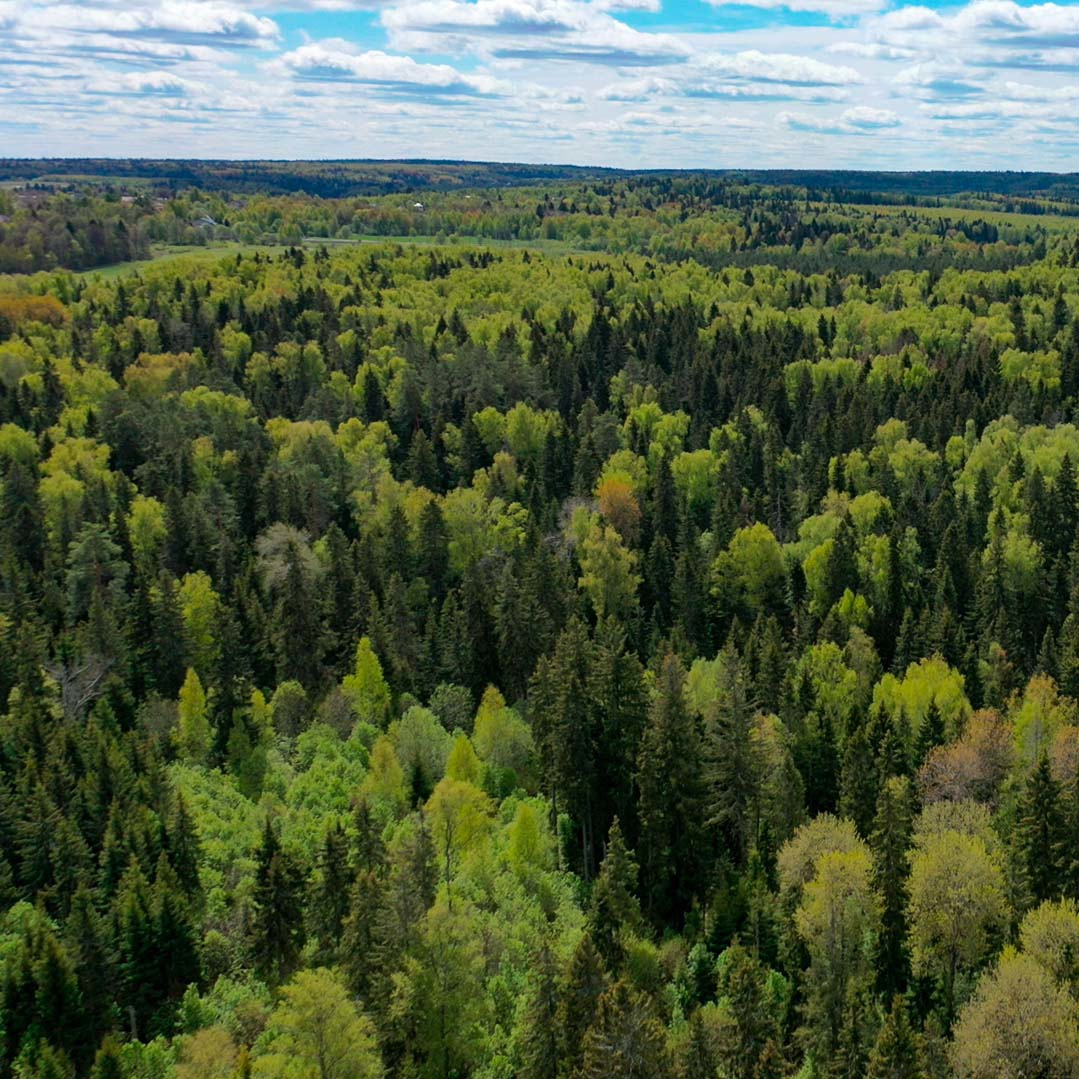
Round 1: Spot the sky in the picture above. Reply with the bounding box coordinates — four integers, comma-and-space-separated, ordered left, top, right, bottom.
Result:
4, 0, 1079, 169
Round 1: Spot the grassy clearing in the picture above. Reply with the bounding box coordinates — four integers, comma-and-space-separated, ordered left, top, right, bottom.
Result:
76, 233, 589, 279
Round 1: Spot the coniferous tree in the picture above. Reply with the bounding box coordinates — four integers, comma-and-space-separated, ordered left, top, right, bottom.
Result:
576, 980, 670, 1079
530, 619, 600, 878
637, 650, 706, 923
341, 868, 387, 1002
1016, 754, 1066, 905
557, 933, 608, 1079
717, 942, 781, 1079
273, 542, 323, 691
517, 939, 561, 1079
248, 820, 307, 984
871, 776, 913, 998
588, 818, 644, 965
865, 997, 922, 1079
839, 724, 878, 839
311, 819, 351, 960
704, 644, 760, 867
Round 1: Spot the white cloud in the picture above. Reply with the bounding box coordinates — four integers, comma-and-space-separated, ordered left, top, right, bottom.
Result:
698, 49, 862, 85
381, 0, 690, 65
275, 40, 512, 95
598, 75, 675, 100
841, 104, 899, 126
85, 70, 194, 94
23, 2, 280, 48
894, 62, 985, 98
703, 0, 884, 18
6, 0, 1079, 167
778, 104, 899, 131
827, 41, 915, 58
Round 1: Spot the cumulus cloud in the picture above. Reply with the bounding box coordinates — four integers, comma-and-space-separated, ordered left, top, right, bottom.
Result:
381, 0, 690, 65
870, 0, 1079, 64
594, 49, 861, 105
5, 0, 1079, 167
275, 40, 512, 95
24, 2, 280, 48
703, 0, 884, 18
827, 41, 915, 59
841, 104, 900, 127
894, 63, 985, 98
778, 104, 899, 131
598, 75, 675, 101
697, 50, 862, 85
85, 70, 194, 95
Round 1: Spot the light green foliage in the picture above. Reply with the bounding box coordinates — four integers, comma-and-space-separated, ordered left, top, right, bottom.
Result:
957, 417, 1079, 509
441, 487, 528, 573
171, 763, 262, 922
907, 830, 1009, 995
1020, 899, 1079, 991
713, 522, 786, 616
873, 656, 971, 742
252, 967, 382, 1079
0, 423, 38, 466
785, 357, 860, 398
795, 846, 879, 972
176, 668, 211, 765
391, 706, 452, 792
1000, 347, 1061, 390
278, 725, 370, 852
951, 951, 1079, 1079
1010, 674, 1078, 764
426, 776, 493, 886
446, 733, 483, 785
778, 814, 864, 902
577, 523, 640, 621
505, 800, 554, 875
342, 637, 392, 726
179, 572, 221, 678
790, 643, 860, 734
128, 495, 167, 569
472, 689, 533, 780
505, 403, 558, 463
393, 901, 489, 1079
671, 449, 718, 515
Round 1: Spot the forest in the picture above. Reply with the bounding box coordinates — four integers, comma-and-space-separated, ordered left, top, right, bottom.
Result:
2, 168, 1079, 1078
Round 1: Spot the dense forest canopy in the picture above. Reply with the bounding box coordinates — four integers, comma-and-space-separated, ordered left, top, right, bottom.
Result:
8, 159, 1079, 201
3, 165, 1079, 1078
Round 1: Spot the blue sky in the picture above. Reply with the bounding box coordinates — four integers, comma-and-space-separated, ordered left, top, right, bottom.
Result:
3, 0, 1079, 168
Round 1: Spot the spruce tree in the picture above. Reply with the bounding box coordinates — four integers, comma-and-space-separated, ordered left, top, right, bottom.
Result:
915, 701, 945, 765
341, 868, 387, 1002
839, 724, 878, 839
248, 820, 306, 984
557, 933, 608, 1078
717, 942, 780, 1078
871, 776, 913, 997
865, 997, 922, 1079
1016, 754, 1065, 905
637, 650, 706, 923
311, 819, 352, 960
704, 644, 759, 867
517, 939, 561, 1079
588, 818, 644, 965
576, 980, 670, 1079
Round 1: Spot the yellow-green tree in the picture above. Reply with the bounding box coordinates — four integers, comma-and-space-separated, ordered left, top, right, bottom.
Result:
577, 523, 640, 621
176, 668, 211, 764
907, 830, 1008, 1019
951, 951, 1079, 1079
252, 967, 382, 1079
